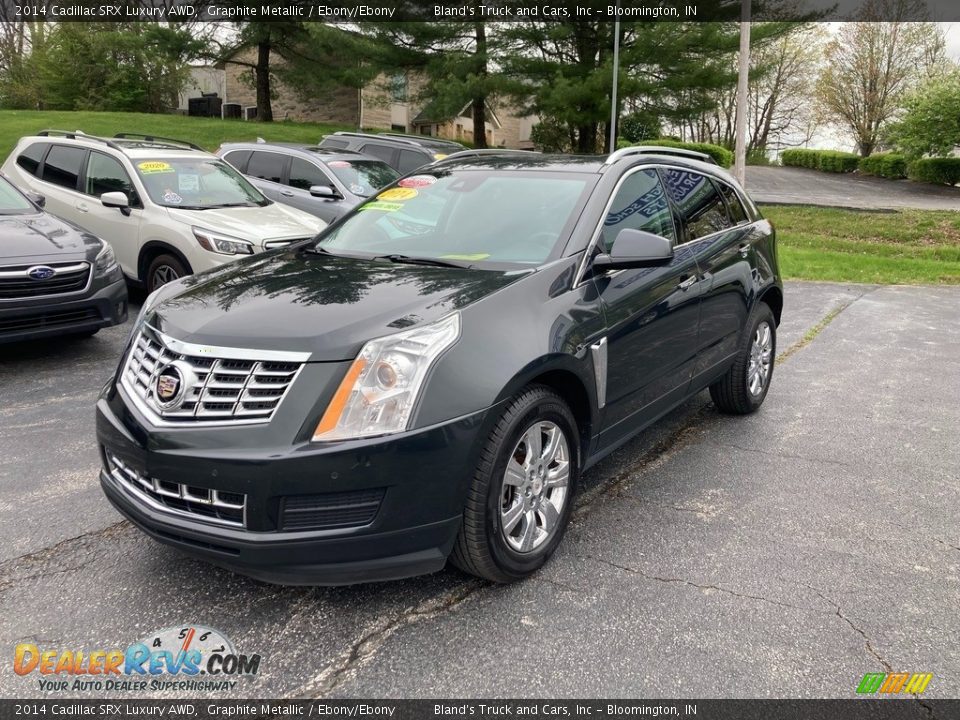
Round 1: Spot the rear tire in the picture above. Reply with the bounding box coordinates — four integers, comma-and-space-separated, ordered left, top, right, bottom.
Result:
709, 301, 776, 415
451, 385, 579, 583
146, 254, 189, 293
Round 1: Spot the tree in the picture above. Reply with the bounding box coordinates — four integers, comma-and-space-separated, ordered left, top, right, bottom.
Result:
888, 69, 960, 158
815, 0, 946, 157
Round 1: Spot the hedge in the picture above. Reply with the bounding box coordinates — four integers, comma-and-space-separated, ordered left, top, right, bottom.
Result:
858, 153, 907, 179
907, 158, 960, 186
618, 138, 734, 167
781, 148, 860, 173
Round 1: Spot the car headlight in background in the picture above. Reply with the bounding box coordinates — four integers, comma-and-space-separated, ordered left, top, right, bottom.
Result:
313, 313, 461, 441
193, 227, 254, 256
93, 242, 119, 277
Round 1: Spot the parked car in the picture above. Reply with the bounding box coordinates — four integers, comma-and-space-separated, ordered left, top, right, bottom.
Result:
318, 131, 465, 173
217, 142, 399, 223
0, 174, 127, 344
96, 147, 782, 586
1, 131, 325, 293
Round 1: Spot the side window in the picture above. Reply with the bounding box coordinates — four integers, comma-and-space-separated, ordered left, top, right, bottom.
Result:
246, 152, 286, 184
288, 158, 331, 191
661, 169, 733, 241
360, 143, 397, 166
16, 143, 48, 177
85, 152, 137, 204
717, 182, 748, 224
322, 139, 349, 150
397, 149, 426, 174
40, 145, 86, 191
602, 168, 676, 252
222, 150, 251, 173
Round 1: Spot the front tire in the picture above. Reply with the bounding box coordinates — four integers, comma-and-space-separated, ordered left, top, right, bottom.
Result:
146, 254, 189, 293
710, 301, 776, 414
451, 385, 579, 583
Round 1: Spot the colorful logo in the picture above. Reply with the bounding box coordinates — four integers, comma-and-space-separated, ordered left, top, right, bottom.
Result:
856, 672, 932, 695
13, 625, 261, 693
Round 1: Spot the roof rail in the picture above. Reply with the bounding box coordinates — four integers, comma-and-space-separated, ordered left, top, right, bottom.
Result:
605, 145, 716, 165
380, 132, 464, 147
436, 149, 541, 162
36, 129, 122, 150
328, 131, 422, 147
113, 133, 204, 151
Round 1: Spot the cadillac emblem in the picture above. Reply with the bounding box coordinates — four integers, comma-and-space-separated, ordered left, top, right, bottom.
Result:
153, 362, 186, 410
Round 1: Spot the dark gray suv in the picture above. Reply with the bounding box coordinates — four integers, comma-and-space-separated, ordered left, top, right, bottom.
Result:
318, 132, 466, 174
217, 142, 399, 224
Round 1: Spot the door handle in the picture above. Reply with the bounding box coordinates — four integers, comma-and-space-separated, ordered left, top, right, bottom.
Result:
75, 202, 88, 213
279, 190, 294, 197
677, 275, 697, 291
738, 243, 751, 258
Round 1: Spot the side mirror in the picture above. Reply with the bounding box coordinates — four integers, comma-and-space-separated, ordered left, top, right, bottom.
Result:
309, 185, 340, 199
593, 229, 673, 270
26, 192, 45, 208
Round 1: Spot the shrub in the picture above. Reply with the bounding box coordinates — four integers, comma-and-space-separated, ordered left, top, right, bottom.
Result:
746, 149, 772, 166
625, 138, 733, 167
781, 148, 859, 173
907, 158, 960, 186
858, 153, 907, 179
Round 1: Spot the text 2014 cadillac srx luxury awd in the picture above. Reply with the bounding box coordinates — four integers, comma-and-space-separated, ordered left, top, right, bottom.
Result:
96, 148, 783, 585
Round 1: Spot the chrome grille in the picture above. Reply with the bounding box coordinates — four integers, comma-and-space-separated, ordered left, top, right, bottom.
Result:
105, 452, 245, 527
264, 237, 313, 250
0, 261, 90, 299
120, 326, 306, 425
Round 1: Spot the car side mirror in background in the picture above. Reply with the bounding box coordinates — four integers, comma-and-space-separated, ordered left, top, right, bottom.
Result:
592, 228, 674, 270
309, 185, 340, 199
100, 192, 131, 216
26, 192, 45, 208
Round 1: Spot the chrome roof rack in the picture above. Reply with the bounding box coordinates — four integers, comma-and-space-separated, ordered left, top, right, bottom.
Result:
436, 149, 542, 162
327, 131, 422, 147
37, 130, 122, 150
113, 133, 204, 151
605, 145, 716, 165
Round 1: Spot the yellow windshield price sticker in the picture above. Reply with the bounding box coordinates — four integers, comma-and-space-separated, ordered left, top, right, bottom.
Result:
138, 161, 174, 174
358, 201, 403, 213
377, 188, 418, 202
440, 253, 490, 261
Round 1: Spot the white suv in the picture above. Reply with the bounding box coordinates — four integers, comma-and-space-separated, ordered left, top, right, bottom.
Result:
1, 131, 326, 292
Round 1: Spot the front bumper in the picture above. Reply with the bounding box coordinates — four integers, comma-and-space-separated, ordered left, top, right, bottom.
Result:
0, 277, 128, 344
96, 386, 490, 585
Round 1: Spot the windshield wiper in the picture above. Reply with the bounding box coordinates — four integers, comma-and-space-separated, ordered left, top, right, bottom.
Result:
373, 254, 471, 269
204, 202, 259, 209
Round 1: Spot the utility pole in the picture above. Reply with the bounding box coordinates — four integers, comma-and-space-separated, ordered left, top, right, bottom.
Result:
609, 3, 621, 154
733, 0, 751, 185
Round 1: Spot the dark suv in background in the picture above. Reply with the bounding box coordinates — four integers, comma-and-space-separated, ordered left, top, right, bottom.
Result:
318, 132, 465, 173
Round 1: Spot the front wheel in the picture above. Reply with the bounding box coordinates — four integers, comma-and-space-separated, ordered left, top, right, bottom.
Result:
146, 254, 189, 293
451, 385, 579, 583
710, 301, 776, 414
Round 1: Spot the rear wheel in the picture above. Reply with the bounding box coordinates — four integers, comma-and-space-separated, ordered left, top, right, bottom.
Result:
146, 254, 189, 293
451, 385, 579, 583
710, 301, 776, 414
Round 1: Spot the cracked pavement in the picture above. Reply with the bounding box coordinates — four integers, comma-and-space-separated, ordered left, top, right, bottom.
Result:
1, 280, 958, 699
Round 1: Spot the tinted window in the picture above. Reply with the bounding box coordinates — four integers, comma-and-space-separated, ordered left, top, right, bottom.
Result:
602, 169, 675, 252
85, 152, 137, 203
246, 151, 286, 184
661, 169, 732, 241
397, 149, 428, 174
41, 145, 86, 191
718, 182, 748, 224
359, 143, 397, 166
16, 143, 47, 177
288, 158, 331, 191
222, 150, 251, 173
321, 138, 349, 149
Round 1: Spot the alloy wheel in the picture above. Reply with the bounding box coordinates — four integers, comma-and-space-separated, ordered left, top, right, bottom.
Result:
747, 321, 773, 396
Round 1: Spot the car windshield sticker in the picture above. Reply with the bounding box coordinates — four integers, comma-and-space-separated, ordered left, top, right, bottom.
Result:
440, 253, 490, 261
138, 161, 174, 174
162, 191, 183, 204
377, 187, 418, 202
178, 174, 200, 193
398, 175, 437, 189
358, 201, 403, 213
329, 160, 352, 168
350, 183, 366, 195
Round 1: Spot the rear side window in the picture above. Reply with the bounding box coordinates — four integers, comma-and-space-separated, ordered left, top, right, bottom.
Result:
221, 150, 251, 173
661, 169, 733, 241
717, 182, 748, 224
16, 143, 47, 177
602, 169, 676, 252
85, 152, 137, 204
359, 143, 397, 166
246, 151, 286, 184
41, 145, 86, 191
397, 149, 427, 174
321, 138, 349, 150
288, 158, 331, 191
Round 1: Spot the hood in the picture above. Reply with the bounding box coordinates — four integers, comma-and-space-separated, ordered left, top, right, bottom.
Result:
0, 212, 100, 261
152, 251, 527, 361
165, 203, 324, 247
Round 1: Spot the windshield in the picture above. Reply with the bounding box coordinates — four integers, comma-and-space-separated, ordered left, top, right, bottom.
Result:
133, 158, 268, 209
319, 157, 399, 197
0, 177, 35, 215
317, 170, 594, 267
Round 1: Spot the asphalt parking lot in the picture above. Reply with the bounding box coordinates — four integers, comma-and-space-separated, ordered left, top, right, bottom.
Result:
0, 280, 957, 699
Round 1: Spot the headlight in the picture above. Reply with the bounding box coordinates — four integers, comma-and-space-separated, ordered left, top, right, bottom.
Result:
93, 242, 119, 277
312, 313, 461, 441
193, 227, 254, 256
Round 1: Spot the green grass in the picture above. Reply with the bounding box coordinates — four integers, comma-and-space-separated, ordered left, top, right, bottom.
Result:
763, 205, 960, 285
0, 110, 353, 160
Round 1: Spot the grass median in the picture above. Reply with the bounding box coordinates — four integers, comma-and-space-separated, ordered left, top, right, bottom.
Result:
763, 205, 960, 285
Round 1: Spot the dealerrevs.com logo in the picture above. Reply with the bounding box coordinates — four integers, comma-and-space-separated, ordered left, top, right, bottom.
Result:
14, 625, 261, 693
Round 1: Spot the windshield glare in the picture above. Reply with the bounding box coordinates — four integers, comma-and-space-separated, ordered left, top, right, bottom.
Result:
318, 157, 399, 197
318, 170, 593, 267
0, 177, 35, 215
134, 158, 267, 209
